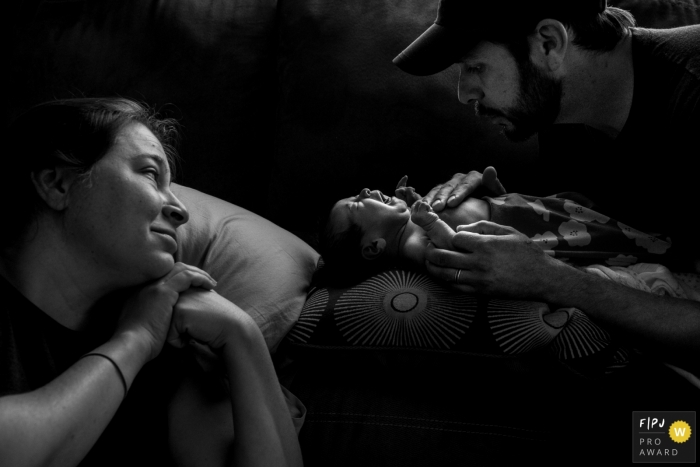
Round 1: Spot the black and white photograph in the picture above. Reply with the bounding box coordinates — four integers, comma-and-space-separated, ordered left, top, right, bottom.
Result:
3, 0, 699, 465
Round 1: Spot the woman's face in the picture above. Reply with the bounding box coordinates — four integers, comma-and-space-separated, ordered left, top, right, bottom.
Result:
64, 122, 188, 286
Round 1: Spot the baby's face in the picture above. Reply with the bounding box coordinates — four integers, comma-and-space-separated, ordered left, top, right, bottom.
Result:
332, 188, 410, 241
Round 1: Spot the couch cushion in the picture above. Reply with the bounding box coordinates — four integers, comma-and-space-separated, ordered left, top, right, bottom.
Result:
173, 184, 320, 350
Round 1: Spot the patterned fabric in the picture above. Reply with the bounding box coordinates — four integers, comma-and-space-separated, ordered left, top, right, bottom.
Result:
486, 193, 673, 267
285, 268, 633, 379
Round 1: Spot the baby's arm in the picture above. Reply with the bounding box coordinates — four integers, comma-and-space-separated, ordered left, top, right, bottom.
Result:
411, 200, 456, 250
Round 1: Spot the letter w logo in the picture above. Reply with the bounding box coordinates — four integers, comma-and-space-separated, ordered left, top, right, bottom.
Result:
674, 427, 686, 436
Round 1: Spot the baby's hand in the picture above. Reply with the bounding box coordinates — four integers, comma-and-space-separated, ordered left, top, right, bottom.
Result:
411, 200, 456, 249
411, 200, 440, 231
395, 175, 422, 206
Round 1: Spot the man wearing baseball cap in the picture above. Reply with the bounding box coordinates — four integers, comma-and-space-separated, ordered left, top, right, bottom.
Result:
393, 0, 699, 383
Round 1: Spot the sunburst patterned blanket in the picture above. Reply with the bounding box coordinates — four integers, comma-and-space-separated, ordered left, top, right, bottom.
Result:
286, 268, 626, 378
285, 264, 700, 380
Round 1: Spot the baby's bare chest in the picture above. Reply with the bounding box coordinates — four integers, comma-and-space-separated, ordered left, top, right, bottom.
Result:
437, 198, 490, 230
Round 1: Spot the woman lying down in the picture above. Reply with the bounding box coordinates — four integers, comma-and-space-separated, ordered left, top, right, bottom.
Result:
320, 176, 700, 385
0, 98, 302, 467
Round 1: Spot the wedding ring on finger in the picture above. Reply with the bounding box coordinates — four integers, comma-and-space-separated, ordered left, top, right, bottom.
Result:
454, 269, 462, 283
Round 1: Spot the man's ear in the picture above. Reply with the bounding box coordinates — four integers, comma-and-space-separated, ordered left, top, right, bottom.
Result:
361, 238, 387, 261
528, 19, 569, 71
31, 167, 80, 211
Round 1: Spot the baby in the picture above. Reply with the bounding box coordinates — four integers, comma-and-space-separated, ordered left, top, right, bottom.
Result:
320, 180, 485, 283
320, 176, 675, 287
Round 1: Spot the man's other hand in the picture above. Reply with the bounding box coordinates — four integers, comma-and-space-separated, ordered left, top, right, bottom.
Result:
424, 220, 559, 299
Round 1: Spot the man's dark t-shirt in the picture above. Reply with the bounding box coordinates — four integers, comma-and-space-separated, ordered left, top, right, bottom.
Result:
536, 25, 700, 270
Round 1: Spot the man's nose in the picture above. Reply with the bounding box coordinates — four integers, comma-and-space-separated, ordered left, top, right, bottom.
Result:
458, 66, 482, 105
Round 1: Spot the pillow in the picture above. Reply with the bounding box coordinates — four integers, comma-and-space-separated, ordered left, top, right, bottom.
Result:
172, 184, 320, 351
284, 266, 633, 378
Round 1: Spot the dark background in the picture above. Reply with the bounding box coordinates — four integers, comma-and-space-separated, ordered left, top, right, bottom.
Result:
6, 0, 700, 246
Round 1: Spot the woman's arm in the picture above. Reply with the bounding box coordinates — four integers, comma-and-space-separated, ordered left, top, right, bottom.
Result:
167, 290, 303, 467
223, 319, 302, 467
0, 263, 216, 467
0, 332, 150, 467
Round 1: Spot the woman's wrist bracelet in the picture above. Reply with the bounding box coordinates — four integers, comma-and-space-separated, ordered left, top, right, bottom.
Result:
80, 352, 128, 398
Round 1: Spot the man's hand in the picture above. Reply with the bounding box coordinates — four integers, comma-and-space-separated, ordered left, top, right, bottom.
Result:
424, 220, 561, 299
426, 221, 700, 374
423, 166, 506, 212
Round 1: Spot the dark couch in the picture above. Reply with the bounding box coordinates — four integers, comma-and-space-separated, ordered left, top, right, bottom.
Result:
8, 1, 700, 465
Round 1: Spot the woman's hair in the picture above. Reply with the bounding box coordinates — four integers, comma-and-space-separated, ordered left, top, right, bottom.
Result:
317, 207, 390, 287
3, 97, 181, 246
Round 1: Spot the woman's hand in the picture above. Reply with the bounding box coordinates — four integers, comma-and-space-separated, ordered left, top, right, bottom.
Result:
114, 262, 218, 363
167, 288, 258, 354
423, 166, 506, 212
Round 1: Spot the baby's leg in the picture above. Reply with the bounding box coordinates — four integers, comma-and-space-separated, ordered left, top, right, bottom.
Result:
411, 200, 455, 249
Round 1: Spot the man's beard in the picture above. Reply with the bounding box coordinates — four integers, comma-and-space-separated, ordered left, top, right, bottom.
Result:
476, 57, 563, 142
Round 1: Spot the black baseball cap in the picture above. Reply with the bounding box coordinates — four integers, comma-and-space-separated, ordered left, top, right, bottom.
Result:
393, 0, 607, 76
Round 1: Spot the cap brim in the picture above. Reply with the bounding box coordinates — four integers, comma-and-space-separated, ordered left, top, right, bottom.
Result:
392, 23, 476, 76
